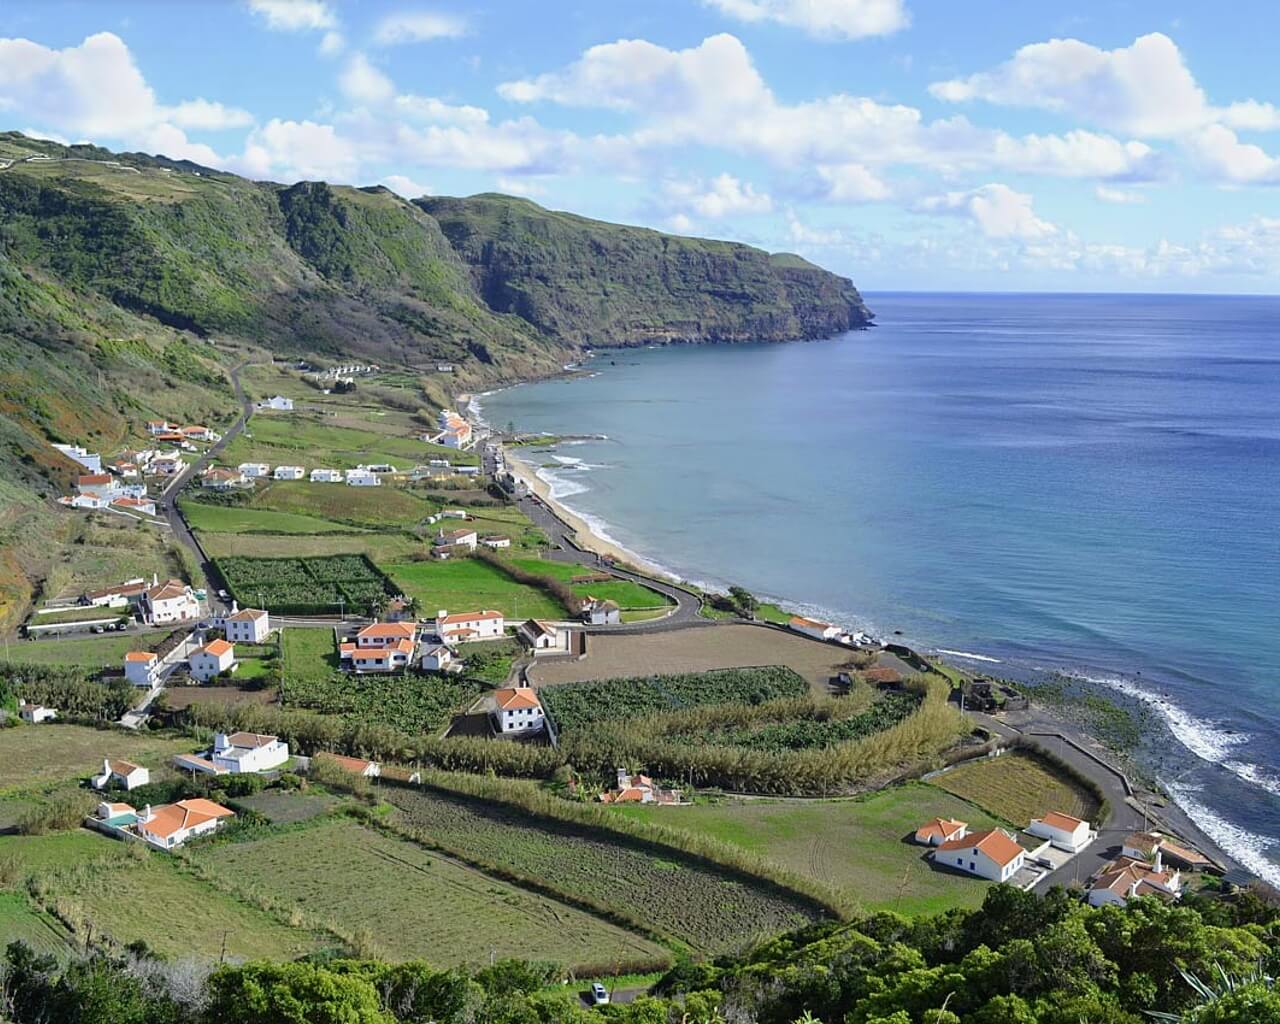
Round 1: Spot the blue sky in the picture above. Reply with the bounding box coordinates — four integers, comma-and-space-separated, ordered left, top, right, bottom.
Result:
3, 0, 1280, 291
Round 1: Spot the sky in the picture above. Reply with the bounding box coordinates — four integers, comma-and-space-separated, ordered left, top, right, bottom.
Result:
2, 0, 1280, 292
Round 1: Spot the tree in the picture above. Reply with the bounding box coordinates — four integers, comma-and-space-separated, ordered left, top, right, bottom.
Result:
727, 586, 758, 618
204, 962, 391, 1024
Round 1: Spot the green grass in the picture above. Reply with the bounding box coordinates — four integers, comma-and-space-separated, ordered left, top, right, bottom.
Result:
181, 499, 359, 535
0, 830, 106, 877
27, 605, 126, 626
223, 415, 477, 472
2, 633, 162, 668
0, 725, 195, 793
191, 818, 668, 968
200, 532, 425, 561
384, 559, 565, 620
281, 627, 341, 685
508, 557, 671, 610
234, 655, 276, 683
232, 791, 344, 825
0, 891, 73, 957
610, 784, 1006, 917
252, 481, 433, 529
928, 750, 1101, 826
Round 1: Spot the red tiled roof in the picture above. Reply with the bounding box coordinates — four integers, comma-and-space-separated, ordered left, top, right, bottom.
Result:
200, 639, 234, 657
125, 651, 157, 663
357, 622, 416, 640
440, 610, 502, 625
494, 687, 541, 710
916, 817, 967, 842
938, 828, 1024, 868
1038, 811, 1087, 831
140, 798, 233, 839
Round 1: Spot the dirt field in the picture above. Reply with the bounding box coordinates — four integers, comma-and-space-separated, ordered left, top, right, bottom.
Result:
161, 685, 278, 710
529, 624, 856, 692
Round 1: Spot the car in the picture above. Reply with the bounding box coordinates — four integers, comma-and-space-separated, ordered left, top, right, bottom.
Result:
590, 984, 610, 1007
91, 625, 104, 634
217, 589, 229, 600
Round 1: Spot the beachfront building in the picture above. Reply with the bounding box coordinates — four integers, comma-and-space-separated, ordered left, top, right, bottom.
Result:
92, 758, 150, 791
437, 609, 504, 643
1088, 852, 1182, 908
488, 687, 544, 735
581, 597, 622, 626
124, 651, 160, 688
136, 798, 234, 849
1027, 811, 1095, 853
789, 615, 843, 641
189, 639, 236, 682
934, 829, 1027, 882
914, 817, 969, 846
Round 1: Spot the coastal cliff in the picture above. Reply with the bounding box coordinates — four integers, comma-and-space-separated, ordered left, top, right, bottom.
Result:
419, 193, 873, 347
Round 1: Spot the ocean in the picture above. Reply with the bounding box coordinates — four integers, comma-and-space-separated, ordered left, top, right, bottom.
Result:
478, 292, 1280, 884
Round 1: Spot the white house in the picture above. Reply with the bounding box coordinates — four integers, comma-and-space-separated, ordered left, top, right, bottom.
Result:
438, 409, 473, 449
92, 758, 150, 791
257, 395, 293, 411
202, 467, 246, 490
310, 467, 342, 483
124, 650, 160, 688
914, 817, 969, 847
480, 535, 511, 550
437, 609, 504, 643
238, 462, 270, 478
211, 731, 289, 773
61, 493, 110, 510
581, 597, 622, 626
420, 642, 457, 672
433, 528, 477, 550
440, 509, 468, 519
1088, 852, 1182, 908
789, 615, 843, 641
149, 454, 185, 476
86, 579, 148, 608
146, 420, 178, 436
112, 496, 157, 516
517, 619, 569, 655
136, 798, 234, 849
599, 769, 682, 806
352, 621, 417, 649
342, 639, 416, 673
189, 639, 236, 681
345, 468, 380, 487
53, 444, 101, 473
219, 606, 270, 643
934, 828, 1027, 883
142, 577, 200, 625
18, 703, 57, 724
77, 473, 120, 499
1027, 811, 1095, 853
489, 687, 544, 735
273, 465, 305, 480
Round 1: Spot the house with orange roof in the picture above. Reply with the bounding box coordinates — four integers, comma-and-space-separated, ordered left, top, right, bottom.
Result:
788, 615, 843, 642
315, 752, 380, 778
488, 687, 545, 734
136, 798, 234, 849
216, 604, 271, 643
350, 637, 416, 673
1088, 851, 1182, 908
433, 527, 478, 550
146, 420, 178, 436
112, 495, 157, 517
934, 828, 1028, 882
76, 473, 120, 499
437, 609, 504, 643
599, 768, 681, 805
353, 621, 417, 649
189, 639, 236, 682
142, 576, 200, 625
914, 816, 969, 846
1027, 811, 1095, 853
1122, 831, 1215, 872
124, 650, 160, 688
91, 757, 150, 791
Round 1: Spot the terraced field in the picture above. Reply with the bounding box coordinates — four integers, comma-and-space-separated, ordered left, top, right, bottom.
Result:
385, 785, 822, 954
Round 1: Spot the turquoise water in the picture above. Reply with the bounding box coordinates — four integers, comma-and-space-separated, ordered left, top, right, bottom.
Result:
479, 293, 1280, 882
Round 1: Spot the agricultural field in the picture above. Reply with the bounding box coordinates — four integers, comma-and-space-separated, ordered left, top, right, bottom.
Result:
929, 750, 1101, 825
610, 785, 1005, 917
217, 554, 395, 615
192, 818, 668, 969
35, 847, 323, 959
160, 684, 278, 710
199, 531, 424, 561
281, 627, 340, 684
224, 415, 477, 472
508, 557, 671, 610
417, 506, 548, 552
672, 692, 920, 752
2, 633, 162, 668
181, 500, 359, 536
540, 667, 810, 733
0, 891, 72, 957
232, 791, 343, 825
384, 559, 565, 620
530, 624, 860, 692
251, 481, 433, 529
282, 668, 485, 736
385, 785, 820, 954
36, 517, 181, 605
0, 831, 107, 877
0, 725, 195, 792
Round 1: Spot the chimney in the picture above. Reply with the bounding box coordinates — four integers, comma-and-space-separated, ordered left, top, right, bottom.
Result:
1153, 848, 1163, 873
617, 767, 629, 789
142, 804, 152, 823
231, 599, 238, 614
214, 731, 229, 753
437, 609, 448, 622
1129, 878, 1140, 899
152, 572, 159, 587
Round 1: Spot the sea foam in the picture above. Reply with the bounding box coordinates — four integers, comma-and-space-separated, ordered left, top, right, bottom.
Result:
1167, 783, 1280, 888
935, 648, 1003, 664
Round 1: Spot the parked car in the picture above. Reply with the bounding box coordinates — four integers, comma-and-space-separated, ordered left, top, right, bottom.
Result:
591, 984, 609, 1007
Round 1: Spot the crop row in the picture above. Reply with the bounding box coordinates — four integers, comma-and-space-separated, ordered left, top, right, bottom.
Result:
216, 555, 394, 615
282, 671, 485, 735
674, 692, 921, 753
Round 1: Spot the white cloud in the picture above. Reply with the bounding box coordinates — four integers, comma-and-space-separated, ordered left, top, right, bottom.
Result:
379, 173, 432, 198
318, 31, 346, 57
391, 93, 490, 127
495, 176, 546, 197
1184, 124, 1280, 185
916, 183, 1056, 239
815, 162, 891, 201
702, 0, 907, 40
165, 98, 254, 131
235, 118, 360, 181
991, 130, 1161, 180
666, 213, 696, 233
339, 53, 394, 104
1095, 185, 1146, 204
374, 11, 467, 45
784, 208, 849, 247
663, 173, 773, 218
246, 0, 336, 32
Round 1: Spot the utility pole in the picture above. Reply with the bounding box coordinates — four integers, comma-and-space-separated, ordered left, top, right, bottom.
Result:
220, 930, 229, 963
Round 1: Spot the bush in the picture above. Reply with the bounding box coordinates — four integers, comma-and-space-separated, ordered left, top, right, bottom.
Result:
18, 792, 93, 835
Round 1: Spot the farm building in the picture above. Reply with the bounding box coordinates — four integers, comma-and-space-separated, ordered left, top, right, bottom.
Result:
92, 758, 150, 791
437, 609, 504, 643
189, 639, 236, 682
124, 651, 160, 688
488, 687, 545, 735
136, 798, 235, 849
933, 828, 1027, 882
914, 817, 968, 846
517, 619, 570, 655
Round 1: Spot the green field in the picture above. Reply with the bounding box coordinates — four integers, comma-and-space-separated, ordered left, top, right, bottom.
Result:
192, 818, 668, 969
251, 481, 433, 529
0, 725, 195, 792
217, 554, 395, 615
0, 891, 72, 956
200, 531, 424, 561
929, 750, 1101, 826
384, 559, 565, 620
224, 415, 477, 472
611, 785, 1005, 917
386, 784, 820, 954
0, 831, 106, 877
2, 633, 162, 668
181, 499, 359, 535
509, 557, 671, 610
281, 626, 340, 684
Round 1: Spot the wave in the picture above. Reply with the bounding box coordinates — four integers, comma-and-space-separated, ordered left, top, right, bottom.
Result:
533, 466, 588, 500
1166, 783, 1280, 888
1223, 760, 1280, 799
1078, 672, 1246, 764
935, 648, 1003, 664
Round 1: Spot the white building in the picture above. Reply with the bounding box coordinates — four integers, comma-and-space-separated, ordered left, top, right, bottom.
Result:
77, 473, 120, 499
437, 409, 473, 449
934, 828, 1027, 883
143, 578, 200, 625
310, 468, 342, 483
218, 606, 270, 643
340, 621, 417, 673
92, 758, 150, 791
202, 467, 246, 490
18, 703, 57, 724
238, 463, 270, 478
257, 395, 293, 411
136, 798, 234, 849
189, 639, 236, 681
112, 496, 157, 516
489, 687, 545, 734
146, 420, 178, 436
420, 643, 457, 672
124, 650, 160, 688
1027, 811, 1095, 853
517, 619, 569, 655
273, 465, 305, 480
433, 528, 477, 550
211, 731, 289, 773
437, 609, 504, 643
53, 444, 101, 473
480, 536, 511, 549
914, 817, 969, 847
788, 615, 843, 641
1088, 852, 1182, 908
149, 454, 185, 476
345, 468, 380, 487
582, 597, 622, 626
